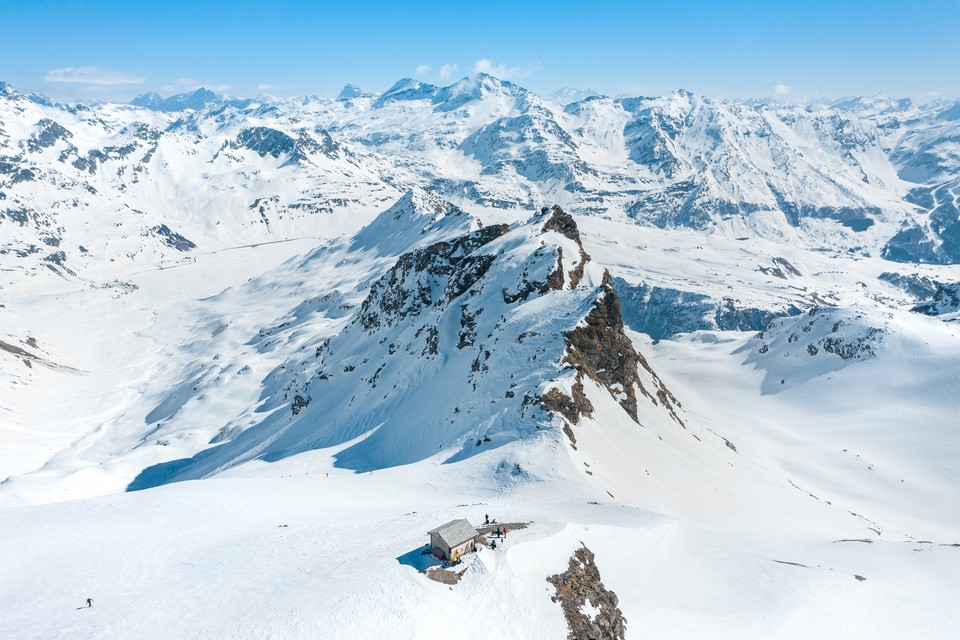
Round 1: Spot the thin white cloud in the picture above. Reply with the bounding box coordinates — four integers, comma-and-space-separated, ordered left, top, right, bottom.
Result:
472, 58, 540, 80
773, 83, 792, 97
414, 64, 432, 77
44, 65, 144, 85
439, 63, 458, 81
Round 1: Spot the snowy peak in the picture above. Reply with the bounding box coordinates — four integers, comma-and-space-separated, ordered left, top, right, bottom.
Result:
350, 188, 481, 256
432, 73, 528, 112
372, 73, 530, 113
129, 91, 163, 109
131, 87, 223, 112
373, 78, 440, 107
549, 87, 601, 106
337, 83, 374, 100
459, 108, 590, 188
125, 203, 679, 485
742, 307, 891, 392
0, 81, 23, 101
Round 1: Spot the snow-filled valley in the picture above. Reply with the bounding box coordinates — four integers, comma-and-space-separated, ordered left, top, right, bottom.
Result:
1, 76, 959, 639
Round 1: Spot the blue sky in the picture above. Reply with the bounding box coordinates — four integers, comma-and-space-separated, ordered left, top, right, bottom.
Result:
1, 0, 957, 102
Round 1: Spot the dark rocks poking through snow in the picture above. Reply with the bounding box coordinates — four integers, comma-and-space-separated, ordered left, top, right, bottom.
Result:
357, 224, 509, 332
542, 382, 593, 431
548, 545, 626, 640
544, 272, 684, 426
554, 283, 642, 422
912, 281, 960, 318
758, 256, 802, 279
151, 224, 197, 251
27, 119, 73, 153
878, 272, 940, 301
542, 205, 591, 289
234, 126, 339, 166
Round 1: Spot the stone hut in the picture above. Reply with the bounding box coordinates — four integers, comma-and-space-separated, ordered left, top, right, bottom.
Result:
428, 519, 479, 561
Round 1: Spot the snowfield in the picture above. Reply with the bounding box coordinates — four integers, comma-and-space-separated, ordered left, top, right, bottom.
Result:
1, 76, 959, 639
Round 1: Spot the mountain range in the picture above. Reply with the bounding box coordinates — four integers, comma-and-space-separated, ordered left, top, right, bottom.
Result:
1, 74, 959, 639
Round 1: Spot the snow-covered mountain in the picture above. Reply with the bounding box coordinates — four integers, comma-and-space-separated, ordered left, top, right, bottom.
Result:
4, 74, 960, 287
2, 76, 960, 639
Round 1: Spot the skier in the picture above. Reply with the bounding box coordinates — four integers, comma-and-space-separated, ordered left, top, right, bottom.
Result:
86, 598, 93, 608
484, 514, 489, 525
491, 539, 497, 550
503, 526, 508, 538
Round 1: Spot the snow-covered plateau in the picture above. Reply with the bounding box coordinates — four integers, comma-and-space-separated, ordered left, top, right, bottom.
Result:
1, 76, 958, 639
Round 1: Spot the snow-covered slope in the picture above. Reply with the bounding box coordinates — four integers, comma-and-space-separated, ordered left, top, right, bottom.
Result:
2, 76, 960, 639
5, 75, 960, 284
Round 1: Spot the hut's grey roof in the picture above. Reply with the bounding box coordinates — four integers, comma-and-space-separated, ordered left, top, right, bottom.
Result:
428, 519, 479, 547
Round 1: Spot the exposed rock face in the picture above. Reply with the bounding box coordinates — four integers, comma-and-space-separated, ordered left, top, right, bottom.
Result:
27, 119, 73, 153
356, 224, 508, 332
878, 271, 940, 300
542, 381, 593, 427
150, 224, 196, 251
912, 281, 960, 318
548, 546, 626, 640
124, 195, 688, 486
562, 282, 642, 422
612, 277, 803, 340
542, 205, 591, 288
233, 126, 339, 165
758, 256, 802, 279
544, 272, 684, 426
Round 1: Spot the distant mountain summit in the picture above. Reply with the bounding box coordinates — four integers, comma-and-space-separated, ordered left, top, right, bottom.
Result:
131, 87, 226, 112
549, 87, 601, 105
3, 72, 960, 272
337, 83, 374, 100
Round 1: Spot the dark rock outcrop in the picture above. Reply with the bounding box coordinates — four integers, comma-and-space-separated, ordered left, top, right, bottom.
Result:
234, 127, 339, 165
878, 271, 940, 300
562, 281, 643, 421
544, 272, 683, 427
357, 224, 509, 332
542, 205, 591, 288
27, 119, 73, 153
151, 224, 196, 251
548, 546, 626, 640
912, 281, 960, 317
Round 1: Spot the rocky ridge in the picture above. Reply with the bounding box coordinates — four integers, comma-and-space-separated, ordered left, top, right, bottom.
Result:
548, 545, 626, 640
124, 198, 684, 487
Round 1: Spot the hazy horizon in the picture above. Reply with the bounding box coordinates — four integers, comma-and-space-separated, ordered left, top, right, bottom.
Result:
2, 0, 957, 103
